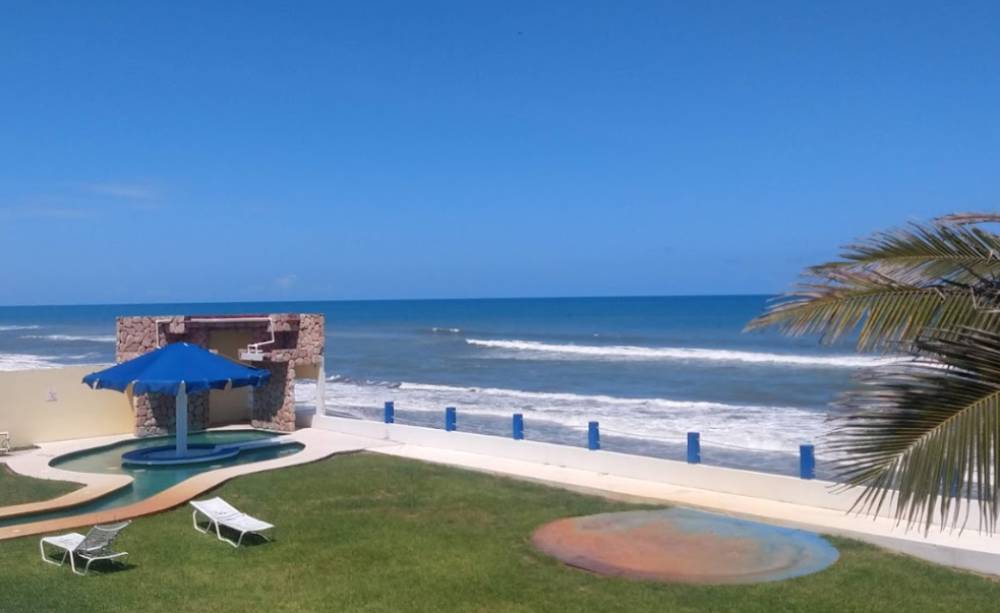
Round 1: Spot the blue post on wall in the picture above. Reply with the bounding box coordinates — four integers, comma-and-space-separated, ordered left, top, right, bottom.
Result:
588, 421, 600, 450
512, 413, 524, 440
384, 401, 395, 424
800, 444, 815, 480
445, 407, 457, 432
687, 432, 701, 464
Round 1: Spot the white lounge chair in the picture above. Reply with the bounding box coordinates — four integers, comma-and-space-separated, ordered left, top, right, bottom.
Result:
39, 521, 130, 575
190, 497, 273, 547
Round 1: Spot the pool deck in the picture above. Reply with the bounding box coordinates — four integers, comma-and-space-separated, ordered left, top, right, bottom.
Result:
0, 428, 388, 540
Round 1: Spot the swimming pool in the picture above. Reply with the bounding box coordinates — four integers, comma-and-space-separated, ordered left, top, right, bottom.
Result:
0, 430, 303, 527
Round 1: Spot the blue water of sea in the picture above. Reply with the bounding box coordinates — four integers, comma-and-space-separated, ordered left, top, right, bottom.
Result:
0, 296, 888, 477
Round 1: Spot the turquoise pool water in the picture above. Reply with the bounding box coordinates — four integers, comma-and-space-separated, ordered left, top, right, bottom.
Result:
1, 430, 303, 527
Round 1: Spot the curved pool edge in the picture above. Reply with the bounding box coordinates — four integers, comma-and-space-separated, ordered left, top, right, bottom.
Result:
0, 427, 281, 522
0, 429, 384, 541
0, 432, 137, 522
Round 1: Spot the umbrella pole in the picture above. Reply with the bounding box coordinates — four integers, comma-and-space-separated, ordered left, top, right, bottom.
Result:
176, 382, 188, 456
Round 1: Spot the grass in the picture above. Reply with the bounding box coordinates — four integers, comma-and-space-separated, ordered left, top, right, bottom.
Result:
0, 464, 80, 507
0, 453, 997, 612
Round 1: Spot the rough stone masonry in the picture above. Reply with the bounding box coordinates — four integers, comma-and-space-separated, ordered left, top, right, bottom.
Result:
115, 314, 324, 436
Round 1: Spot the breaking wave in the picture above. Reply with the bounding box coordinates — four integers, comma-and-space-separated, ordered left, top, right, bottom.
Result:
466, 338, 898, 368
295, 377, 829, 453
22, 334, 116, 343
0, 353, 59, 371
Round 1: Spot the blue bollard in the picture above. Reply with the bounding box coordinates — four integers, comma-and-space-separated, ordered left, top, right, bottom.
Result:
800, 444, 815, 480
588, 421, 600, 450
445, 407, 457, 432
512, 413, 524, 440
384, 401, 395, 424
687, 432, 701, 464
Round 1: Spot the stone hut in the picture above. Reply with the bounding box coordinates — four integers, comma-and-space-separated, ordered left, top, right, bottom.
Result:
115, 314, 325, 436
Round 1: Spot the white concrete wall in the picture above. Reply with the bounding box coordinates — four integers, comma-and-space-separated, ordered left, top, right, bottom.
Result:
206, 329, 254, 425
314, 415, 842, 505
311, 414, 982, 525
0, 366, 134, 448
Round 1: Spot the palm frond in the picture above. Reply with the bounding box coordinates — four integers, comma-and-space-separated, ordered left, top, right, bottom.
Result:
748, 218, 1000, 349
830, 327, 1000, 533
745, 269, 1000, 350
839, 222, 1000, 285
935, 212, 1000, 226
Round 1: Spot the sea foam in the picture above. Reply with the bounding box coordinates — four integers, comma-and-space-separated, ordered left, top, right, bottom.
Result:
0, 353, 58, 371
21, 334, 116, 343
466, 338, 899, 368
295, 378, 828, 453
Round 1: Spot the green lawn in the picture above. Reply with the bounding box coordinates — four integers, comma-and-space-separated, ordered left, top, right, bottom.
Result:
0, 453, 997, 612
0, 464, 80, 507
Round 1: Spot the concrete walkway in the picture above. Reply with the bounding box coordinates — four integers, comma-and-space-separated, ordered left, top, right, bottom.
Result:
0, 429, 387, 540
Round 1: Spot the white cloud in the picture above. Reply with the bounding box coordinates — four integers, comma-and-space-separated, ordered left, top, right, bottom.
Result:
82, 182, 158, 200
274, 274, 298, 289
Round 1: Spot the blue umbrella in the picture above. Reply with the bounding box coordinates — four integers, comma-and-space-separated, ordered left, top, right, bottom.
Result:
83, 343, 271, 456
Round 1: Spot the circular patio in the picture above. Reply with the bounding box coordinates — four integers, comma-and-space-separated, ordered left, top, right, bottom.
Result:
532, 508, 839, 584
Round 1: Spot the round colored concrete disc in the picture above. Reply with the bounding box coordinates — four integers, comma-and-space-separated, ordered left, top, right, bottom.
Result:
532, 508, 838, 584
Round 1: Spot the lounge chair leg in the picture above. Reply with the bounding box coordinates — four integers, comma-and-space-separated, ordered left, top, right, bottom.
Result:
214, 520, 230, 545
40, 541, 55, 565
73, 557, 94, 576
193, 510, 212, 534
212, 520, 241, 547
39, 542, 70, 567
217, 528, 240, 548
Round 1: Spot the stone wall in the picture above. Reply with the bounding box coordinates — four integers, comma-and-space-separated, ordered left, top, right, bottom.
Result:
134, 391, 209, 437
115, 314, 325, 436
251, 362, 296, 431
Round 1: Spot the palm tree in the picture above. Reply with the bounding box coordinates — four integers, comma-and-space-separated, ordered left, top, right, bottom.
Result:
747, 213, 1000, 532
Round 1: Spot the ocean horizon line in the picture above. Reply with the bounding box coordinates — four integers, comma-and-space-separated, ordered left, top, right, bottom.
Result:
0, 293, 780, 310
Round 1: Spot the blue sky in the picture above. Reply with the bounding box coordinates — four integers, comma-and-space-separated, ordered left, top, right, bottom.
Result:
1, 2, 998, 305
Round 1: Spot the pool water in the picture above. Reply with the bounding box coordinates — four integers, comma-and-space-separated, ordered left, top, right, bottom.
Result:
1, 430, 303, 527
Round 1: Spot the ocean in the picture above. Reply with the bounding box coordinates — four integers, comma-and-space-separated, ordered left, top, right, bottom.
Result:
0, 296, 889, 478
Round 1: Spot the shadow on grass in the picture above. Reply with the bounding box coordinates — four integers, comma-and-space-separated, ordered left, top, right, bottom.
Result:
192, 523, 274, 548
41, 553, 137, 576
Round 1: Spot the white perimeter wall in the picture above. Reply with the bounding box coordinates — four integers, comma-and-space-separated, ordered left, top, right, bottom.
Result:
0, 366, 134, 448
312, 414, 981, 523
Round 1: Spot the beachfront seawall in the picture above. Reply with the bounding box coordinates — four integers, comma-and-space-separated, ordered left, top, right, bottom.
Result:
313, 414, 858, 512
0, 366, 133, 448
